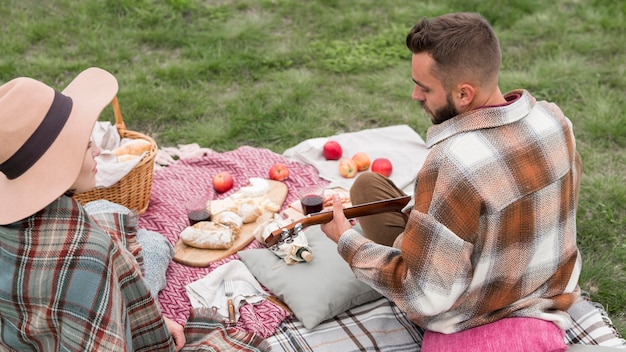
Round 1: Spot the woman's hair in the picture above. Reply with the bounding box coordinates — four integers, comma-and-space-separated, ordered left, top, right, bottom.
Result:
406, 12, 501, 90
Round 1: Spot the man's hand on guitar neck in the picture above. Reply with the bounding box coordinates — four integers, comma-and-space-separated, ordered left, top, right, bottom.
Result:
320, 194, 354, 243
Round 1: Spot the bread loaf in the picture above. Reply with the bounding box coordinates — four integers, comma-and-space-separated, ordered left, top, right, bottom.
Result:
213, 211, 244, 236
117, 154, 139, 163
180, 222, 235, 249
112, 139, 152, 156
238, 202, 263, 223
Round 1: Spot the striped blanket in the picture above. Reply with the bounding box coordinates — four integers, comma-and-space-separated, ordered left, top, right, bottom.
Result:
140, 144, 625, 351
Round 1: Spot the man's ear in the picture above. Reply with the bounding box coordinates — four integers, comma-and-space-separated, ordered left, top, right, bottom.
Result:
456, 83, 475, 110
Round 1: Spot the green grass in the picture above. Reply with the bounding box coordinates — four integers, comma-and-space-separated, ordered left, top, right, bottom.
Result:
2, 0, 624, 336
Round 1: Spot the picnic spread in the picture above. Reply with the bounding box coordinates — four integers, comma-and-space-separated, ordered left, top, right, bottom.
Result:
173, 179, 290, 266
107, 125, 624, 350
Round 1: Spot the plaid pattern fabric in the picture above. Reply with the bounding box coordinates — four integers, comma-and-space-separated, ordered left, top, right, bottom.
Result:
565, 294, 626, 347
266, 297, 424, 351
338, 90, 582, 333
0, 196, 174, 351
265, 296, 626, 351
0, 196, 268, 351
182, 308, 268, 351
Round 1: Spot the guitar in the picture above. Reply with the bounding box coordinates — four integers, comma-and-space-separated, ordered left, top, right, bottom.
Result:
264, 195, 411, 247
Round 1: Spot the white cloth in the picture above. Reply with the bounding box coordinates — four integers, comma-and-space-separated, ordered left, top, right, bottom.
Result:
185, 260, 267, 322
91, 122, 144, 187
154, 143, 214, 170
282, 125, 430, 194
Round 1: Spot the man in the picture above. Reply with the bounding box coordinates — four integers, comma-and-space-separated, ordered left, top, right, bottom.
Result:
321, 12, 583, 350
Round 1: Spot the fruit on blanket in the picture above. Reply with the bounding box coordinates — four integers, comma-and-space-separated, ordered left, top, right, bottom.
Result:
351, 152, 370, 171
371, 158, 393, 177
213, 171, 234, 193
269, 162, 289, 181
323, 140, 343, 160
338, 158, 358, 178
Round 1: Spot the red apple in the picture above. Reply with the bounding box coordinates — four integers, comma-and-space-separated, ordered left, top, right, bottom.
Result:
338, 158, 358, 178
323, 140, 343, 160
371, 158, 392, 177
351, 152, 370, 171
213, 171, 234, 193
269, 162, 289, 181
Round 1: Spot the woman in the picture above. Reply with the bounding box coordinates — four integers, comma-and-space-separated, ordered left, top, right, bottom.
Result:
0, 68, 185, 351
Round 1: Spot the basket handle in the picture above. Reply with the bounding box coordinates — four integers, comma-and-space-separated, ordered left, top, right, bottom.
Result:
111, 96, 127, 135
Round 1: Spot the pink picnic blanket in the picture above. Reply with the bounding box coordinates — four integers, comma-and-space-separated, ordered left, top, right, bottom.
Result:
137, 146, 328, 338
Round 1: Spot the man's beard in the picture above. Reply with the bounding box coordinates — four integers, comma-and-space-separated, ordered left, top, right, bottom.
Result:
425, 92, 458, 124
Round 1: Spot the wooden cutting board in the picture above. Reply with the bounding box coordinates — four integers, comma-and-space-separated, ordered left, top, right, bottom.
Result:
173, 180, 289, 267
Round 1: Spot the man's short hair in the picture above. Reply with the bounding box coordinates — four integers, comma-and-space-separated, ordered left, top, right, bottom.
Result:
406, 12, 501, 90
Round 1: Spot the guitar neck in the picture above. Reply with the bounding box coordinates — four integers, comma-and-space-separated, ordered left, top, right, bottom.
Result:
264, 195, 411, 247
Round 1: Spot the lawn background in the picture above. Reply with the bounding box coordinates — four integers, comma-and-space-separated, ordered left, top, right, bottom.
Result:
2, 0, 624, 336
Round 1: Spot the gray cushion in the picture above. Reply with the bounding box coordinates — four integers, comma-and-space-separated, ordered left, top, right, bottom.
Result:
238, 224, 382, 329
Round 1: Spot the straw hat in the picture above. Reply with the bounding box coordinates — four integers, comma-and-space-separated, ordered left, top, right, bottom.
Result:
0, 67, 118, 225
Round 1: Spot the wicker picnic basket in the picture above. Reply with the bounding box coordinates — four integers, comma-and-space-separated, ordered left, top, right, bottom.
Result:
73, 96, 157, 214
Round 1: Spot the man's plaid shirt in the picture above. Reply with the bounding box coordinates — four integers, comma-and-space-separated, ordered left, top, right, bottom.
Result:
339, 90, 582, 333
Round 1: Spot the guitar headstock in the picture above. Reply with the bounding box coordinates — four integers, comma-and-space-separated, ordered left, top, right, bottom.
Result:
265, 222, 304, 249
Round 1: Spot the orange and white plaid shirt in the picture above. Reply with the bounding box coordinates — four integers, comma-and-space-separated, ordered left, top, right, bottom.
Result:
339, 89, 582, 333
